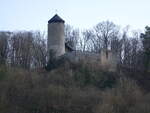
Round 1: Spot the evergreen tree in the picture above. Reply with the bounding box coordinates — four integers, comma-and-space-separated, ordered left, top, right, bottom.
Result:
140, 26, 150, 72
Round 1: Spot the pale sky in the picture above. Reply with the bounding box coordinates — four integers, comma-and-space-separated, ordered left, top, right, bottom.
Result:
0, 0, 150, 31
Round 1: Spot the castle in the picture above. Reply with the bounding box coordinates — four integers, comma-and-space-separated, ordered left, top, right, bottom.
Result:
47, 14, 117, 71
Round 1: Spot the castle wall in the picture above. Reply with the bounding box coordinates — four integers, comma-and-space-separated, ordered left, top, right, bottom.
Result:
100, 50, 117, 71
62, 50, 117, 71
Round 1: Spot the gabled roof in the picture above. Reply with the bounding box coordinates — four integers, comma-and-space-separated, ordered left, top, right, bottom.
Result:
48, 14, 65, 23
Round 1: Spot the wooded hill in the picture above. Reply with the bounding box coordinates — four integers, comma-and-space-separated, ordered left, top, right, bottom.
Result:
0, 23, 150, 113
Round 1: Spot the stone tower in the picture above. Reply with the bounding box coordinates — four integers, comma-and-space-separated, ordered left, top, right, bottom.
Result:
48, 14, 65, 57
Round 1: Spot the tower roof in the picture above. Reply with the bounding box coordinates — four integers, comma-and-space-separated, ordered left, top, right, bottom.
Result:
48, 14, 65, 23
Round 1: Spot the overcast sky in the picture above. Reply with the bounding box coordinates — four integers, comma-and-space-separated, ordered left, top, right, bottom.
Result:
0, 0, 150, 31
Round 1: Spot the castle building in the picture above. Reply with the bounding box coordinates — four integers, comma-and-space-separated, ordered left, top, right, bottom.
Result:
47, 14, 117, 71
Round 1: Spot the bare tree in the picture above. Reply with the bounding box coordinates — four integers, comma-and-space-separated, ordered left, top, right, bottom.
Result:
94, 21, 119, 57
9, 32, 46, 69
9, 32, 34, 69
32, 31, 47, 68
80, 30, 95, 52
0, 32, 10, 65
119, 28, 144, 70
65, 24, 79, 50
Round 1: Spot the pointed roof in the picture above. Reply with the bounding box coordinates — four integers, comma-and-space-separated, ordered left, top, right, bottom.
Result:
48, 14, 65, 23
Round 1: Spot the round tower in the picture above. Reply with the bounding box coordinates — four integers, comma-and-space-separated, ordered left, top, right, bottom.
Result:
48, 14, 65, 57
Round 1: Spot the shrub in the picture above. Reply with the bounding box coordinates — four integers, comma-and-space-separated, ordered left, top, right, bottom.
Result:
95, 77, 150, 113
0, 61, 150, 113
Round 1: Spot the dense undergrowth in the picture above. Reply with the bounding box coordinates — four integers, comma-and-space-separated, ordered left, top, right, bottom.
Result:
0, 61, 150, 113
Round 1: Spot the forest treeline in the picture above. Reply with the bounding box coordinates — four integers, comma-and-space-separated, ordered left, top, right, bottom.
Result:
0, 21, 150, 72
